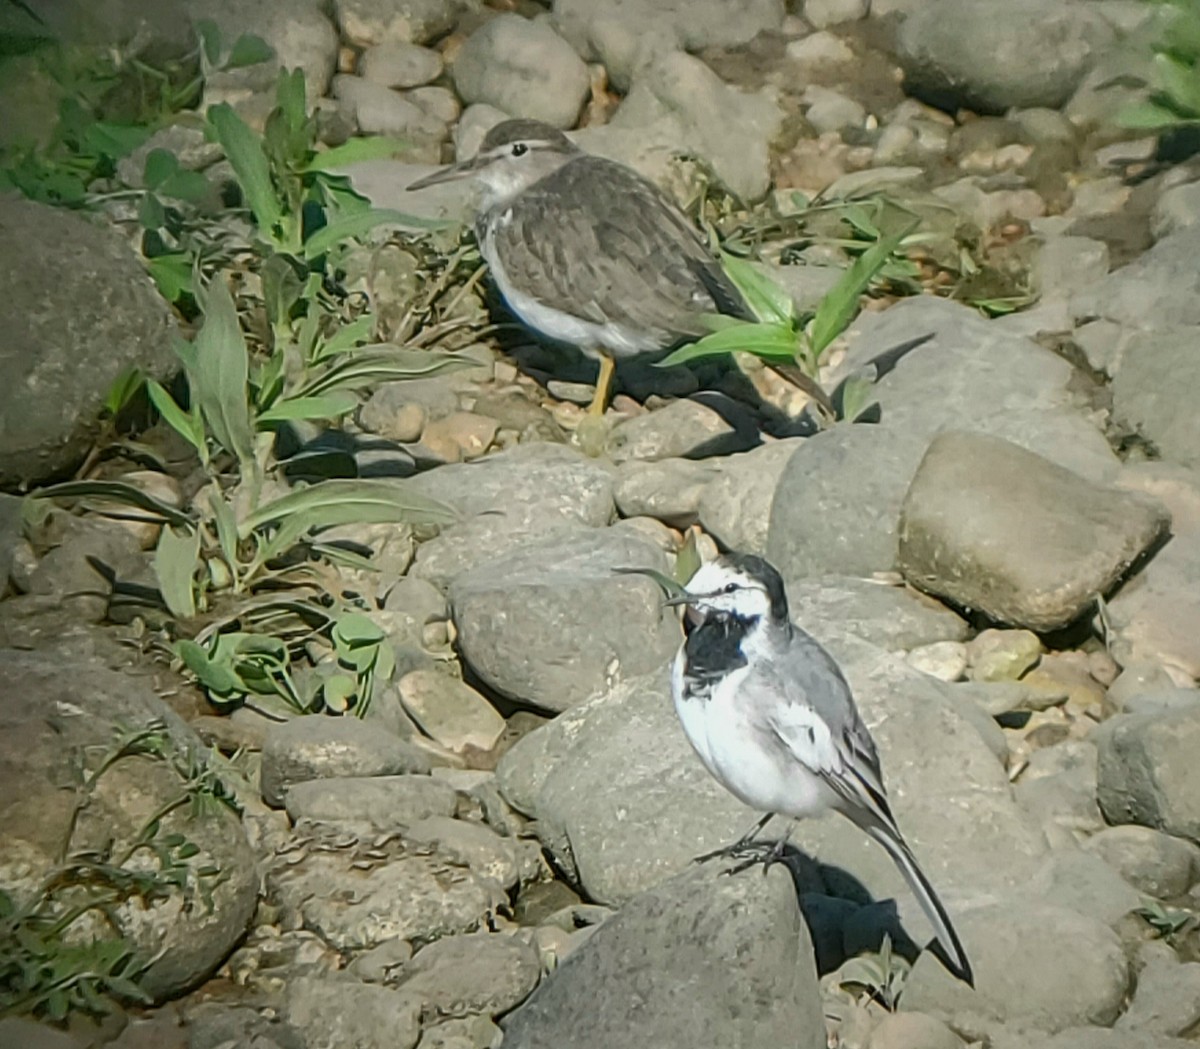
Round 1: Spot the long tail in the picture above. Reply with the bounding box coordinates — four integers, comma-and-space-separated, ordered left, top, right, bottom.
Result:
863, 822, 974, 987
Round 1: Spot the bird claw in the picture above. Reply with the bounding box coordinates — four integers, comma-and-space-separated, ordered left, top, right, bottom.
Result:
694, 839, 784, 875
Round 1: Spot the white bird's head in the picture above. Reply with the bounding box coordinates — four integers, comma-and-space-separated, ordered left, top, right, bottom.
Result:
669, 552, 790, 625
406, 118, 581, 210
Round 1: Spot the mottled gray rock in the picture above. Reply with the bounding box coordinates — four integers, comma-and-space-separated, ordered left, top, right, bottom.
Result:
397, 932, 541, 1019
898, 431, 1169, 631
604, 395, 761, 463
1034, 235, 1110, 302
696, 438, 804, 554
897, 0, 1114, 113
398, 669, 506, 754
333, 74, 447, 138
967, 628, 1044, 682
1112, 330, 1200, 469
260, 717, 432, 808
0, 651, 257, 1001
1096, 707, 1200, 840
416, 1016, 504, 1049
902, 902, 1128, 1033
1013, 739, 1103, 835
408, 443, 615, 587
767, 424, 930, 579
804, 0, 869, 27
452, 15, 588, 130
612, 457, 721, 526
1085, 824, 1199, 899
283, 774, 458, 829
359, 41, 443, 88
1106, 531, 1200, 680
1116, 953, 1200, 1038
1029, 846, 1142, 928
283, 976, 421, 1049
786, 576, 970, 652
189, 0, 338, 106
402, 816, 531, 891
1152, 179, 1200, 240
501, 862, 824, 1049
0, 197, 176, 485
333, 0, 461, 47
0, 494, 21, 592
0, 1017, 89, 1049
1041, 1028, 1195, 1049
835, 297, 1120, 482
450, 527, 677, 712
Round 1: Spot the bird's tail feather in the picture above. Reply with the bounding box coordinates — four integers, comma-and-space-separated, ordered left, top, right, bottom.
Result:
863, 822, 974, 987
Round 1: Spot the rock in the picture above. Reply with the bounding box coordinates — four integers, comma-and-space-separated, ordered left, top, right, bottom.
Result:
402, 815, 528, 890
0, 494, 21, 590
1096, 707, 1200, 840
1107, 660, 1180, 709
452, 15, 589, 130
397, 932, 541, 1019
420, 411, 498, 462
416, 1016, 504, 1049
0, 197, 176, 485
1116, 460, 1200, 535
0, 1017, 89, 1049
500, 862, 824, 1049
449, 527, 678, 712
283, 774, 458, 829
696, 438, 804, 554
846, 300, 1119, 480
407, 443, 615, 587
350, 937, 415, 982
1085, 825, 1199, 899
1034, 235, 1111, 302
902, 902, 1128, 1033
1041, 1028, 1195, 1049
1112, 330, 1200, 469
1106, 531, 1200, 680
333, 74, 446, 138
803, 85, 866, 134
188, 0, 338, 107
766, 424, 930, 579
805, 0, 869, 27
966, 629, 1044, 682
867, 1011, 965, 1049
612, 458, 720, 527
0, 651, 257, 1001
268, 823, 506, 949
604, 395, 761, 463
1014, 740, 1103, 835
897, 0, 1114, 113
606, 50, 785, 201
283, 976, 422, 1049
906, 641, 968, 681
1116, 953, 1200, 1038
1152, 179, 1200, 240
897, 431, 1169, 631
359, 41, 443, 88
398, 669, 507, 754
787, 30, 856, 69
787, 576, 970, 652
260, 717, 432, 807
333, 0, 461, 47
1030, 846, 1143, 928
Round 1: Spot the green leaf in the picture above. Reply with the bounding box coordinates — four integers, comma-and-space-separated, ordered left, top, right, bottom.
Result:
154, 524, 200, 618
143, 148, 178, 190
175, 639, 244, 696
207, 102, 284, 242
322, 674, 355, 712
180, 278, 257, 474
84, 122, 152, 159
657, 322, 800, 367
147, 379, 207, 460
297, 348, 476, 398
673, 531, 701, 586
103, 367, 144, 417
274, 68, 308, 140
139, 192, 166, 230
260, 252, 305, 331
721, 254, 795, 326
1117, 99, 1195, 129
836, 373, 877, 423
312, 314, 374, 362
158, 168, 212, 203
31, 480, 193, 528
334, 612, 386, 646
207, 489, 241, 575
808, 222, 914, 361
1155, 51, 1200, 116
256, 392, 358, 424
302, 207, 450, 258
303, 136, 411, 172
195, 19, 222, 67
145, 255, 194, 303
223, 32, 275, 71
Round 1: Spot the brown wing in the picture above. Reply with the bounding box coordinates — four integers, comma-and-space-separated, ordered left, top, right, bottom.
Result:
486, 156, 752, 344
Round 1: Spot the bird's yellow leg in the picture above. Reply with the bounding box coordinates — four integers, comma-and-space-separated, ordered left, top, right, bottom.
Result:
588, 353, 616, 416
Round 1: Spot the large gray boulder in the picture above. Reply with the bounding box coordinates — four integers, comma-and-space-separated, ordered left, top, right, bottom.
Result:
0, 197, 176, 486
1112, 330, 1200, 470
501, 862, 825, 1049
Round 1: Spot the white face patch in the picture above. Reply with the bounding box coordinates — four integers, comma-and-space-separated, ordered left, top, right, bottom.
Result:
684, 562, 774, 620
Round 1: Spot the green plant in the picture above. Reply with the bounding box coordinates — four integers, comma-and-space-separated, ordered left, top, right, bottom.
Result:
1119, 0, 1200, 130
1137, 898, 1199, 940
0, 721, 238, 1021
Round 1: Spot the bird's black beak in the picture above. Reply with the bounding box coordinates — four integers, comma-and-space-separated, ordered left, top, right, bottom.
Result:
407, 154, 488, 191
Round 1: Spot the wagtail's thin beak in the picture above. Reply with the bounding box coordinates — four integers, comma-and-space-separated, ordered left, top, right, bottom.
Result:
663, 593, 700, 607
407, 154, 487, 191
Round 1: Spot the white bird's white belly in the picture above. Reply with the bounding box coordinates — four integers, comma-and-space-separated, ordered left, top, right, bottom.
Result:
671, 652, 832, 819
481, 212, 665, 359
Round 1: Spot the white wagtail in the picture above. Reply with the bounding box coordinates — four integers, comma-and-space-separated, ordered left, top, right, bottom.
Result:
666, 550, 974, 986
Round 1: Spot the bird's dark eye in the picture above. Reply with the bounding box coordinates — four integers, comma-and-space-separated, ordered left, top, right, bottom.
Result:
723, 583, 738, 594
511, 143, 528, 157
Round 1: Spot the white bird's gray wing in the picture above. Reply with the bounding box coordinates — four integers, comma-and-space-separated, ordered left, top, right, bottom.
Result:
764, 632, 975, 987
487, 156, 752, 342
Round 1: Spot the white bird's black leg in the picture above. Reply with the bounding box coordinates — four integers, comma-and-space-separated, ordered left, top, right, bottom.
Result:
722, 824, 793, 877
694, 812, 775, 864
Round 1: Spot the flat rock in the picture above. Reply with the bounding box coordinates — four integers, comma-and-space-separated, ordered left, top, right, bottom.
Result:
897, 431, 1169, 631
359, 41, 443, 88
283, 975, 422, 1049
260, 716, 432, 808
603, 394, 761, 463
0, 650, 257, 1001
612, 457, 720, 526
1096, 707, 1200, 840
282, 774, 458, 829
697, 438, 805, 554
1116, 952, 1200, 1038
333, 0, 460, 47
397, 932, 541, 1019
402, 815, 530, 891
902, 902, 1128, 1033
450, 526, 679, 712
0, 197, 176, 485
1112, 329, 1200, 469
398, 669, 507, 753
1085, 824, 1199, 899
500, 862, 824, 1049
1040, 1029, 1195, 1049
